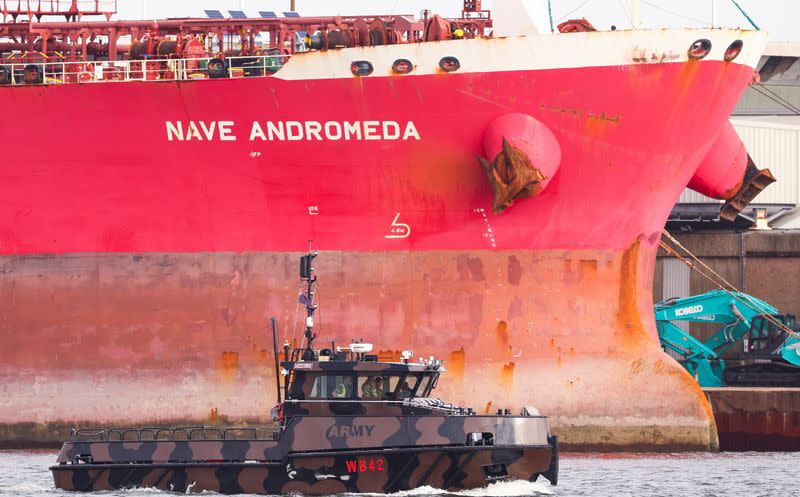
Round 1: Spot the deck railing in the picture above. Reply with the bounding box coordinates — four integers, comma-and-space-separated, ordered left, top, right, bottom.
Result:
0, 54, 290, 86
1, 0, 116, 15
70, 425, 279, 442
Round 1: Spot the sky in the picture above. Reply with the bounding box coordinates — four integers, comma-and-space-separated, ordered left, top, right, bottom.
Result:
114, 1, 798, 42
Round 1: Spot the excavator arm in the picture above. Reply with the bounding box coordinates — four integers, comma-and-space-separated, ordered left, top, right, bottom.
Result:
656, 320, 726, 386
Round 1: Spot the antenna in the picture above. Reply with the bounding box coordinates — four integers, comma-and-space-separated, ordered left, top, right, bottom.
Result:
271, 317, 282, 403
299, 240, 318, 360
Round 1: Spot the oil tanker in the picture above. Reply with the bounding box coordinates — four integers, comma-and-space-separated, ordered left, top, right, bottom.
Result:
0, 0, 773, 450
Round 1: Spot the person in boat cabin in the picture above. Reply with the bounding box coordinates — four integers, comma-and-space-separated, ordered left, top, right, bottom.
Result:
374, 377, 385, 398
361, 377, 375, 398
332, 383, 348, 398
399, 381, 413, 399
360, 377, 386, 399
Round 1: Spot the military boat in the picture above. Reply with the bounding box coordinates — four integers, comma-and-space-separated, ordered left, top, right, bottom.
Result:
50, 250, 558, 494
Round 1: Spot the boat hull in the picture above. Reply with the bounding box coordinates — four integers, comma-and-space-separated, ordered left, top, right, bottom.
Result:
51, 445, 555, 494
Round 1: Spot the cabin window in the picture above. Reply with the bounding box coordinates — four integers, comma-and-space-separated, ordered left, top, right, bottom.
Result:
309, 375, 355, 399
417, 375, 432, 395
358, 375, 400, 400
404, 373, 434, 397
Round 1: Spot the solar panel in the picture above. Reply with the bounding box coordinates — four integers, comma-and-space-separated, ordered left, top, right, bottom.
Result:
204, 9, 223, 19
259, 11, 277, 18
229, 10, 247, 19
283, 11, 300, 17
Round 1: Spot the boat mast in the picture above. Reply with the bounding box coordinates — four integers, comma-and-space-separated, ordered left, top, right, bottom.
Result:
299, 242, 318, 360
271, 317, 282, 403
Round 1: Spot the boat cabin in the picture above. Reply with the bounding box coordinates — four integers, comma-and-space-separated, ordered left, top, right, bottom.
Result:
278, 343, 450, 416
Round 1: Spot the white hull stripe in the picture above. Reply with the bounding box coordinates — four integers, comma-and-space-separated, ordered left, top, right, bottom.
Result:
275, 28, 767, 81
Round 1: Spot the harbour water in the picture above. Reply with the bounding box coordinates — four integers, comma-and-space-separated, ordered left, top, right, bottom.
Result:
1, 450, 795, 497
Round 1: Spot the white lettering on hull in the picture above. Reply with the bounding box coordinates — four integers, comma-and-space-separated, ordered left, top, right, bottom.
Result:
385, 213, 411, 239
166, 121, 421, 142
166, 121, 236, 141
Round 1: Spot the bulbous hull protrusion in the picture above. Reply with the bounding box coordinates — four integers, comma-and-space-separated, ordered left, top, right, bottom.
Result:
688, 121, 775, 220
688, 121, 749, 199
480, 113, 561, 214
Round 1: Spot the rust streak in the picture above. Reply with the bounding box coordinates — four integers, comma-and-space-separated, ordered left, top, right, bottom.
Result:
218, 351, 239, 383
501, 361, 515, 392
616, 237, 650, 348
496, 320, 509, 347
447, 348, 465, 383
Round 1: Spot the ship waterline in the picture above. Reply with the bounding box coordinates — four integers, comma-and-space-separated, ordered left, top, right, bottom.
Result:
0, 29, 767, 449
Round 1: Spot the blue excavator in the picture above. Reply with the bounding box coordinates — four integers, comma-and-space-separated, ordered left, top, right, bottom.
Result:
655, 289, 800, 387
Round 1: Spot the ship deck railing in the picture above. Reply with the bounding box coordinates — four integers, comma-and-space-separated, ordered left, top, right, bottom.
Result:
70, 425, 279, 442
0, 54, 291, 85
1, 0, 117, 16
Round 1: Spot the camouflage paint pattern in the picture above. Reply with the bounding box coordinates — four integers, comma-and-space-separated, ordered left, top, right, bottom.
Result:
52, 444, 556, 494
55, 415, 551, 463
52, 412, 556, 493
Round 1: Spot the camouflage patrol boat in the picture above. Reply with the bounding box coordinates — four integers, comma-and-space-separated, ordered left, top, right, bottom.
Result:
51, 251, 559, 494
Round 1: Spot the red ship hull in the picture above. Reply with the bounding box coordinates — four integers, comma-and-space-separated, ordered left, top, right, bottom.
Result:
0, 30, 766, 449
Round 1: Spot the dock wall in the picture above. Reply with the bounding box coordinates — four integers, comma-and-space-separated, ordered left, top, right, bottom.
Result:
705, 388, 800, 451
